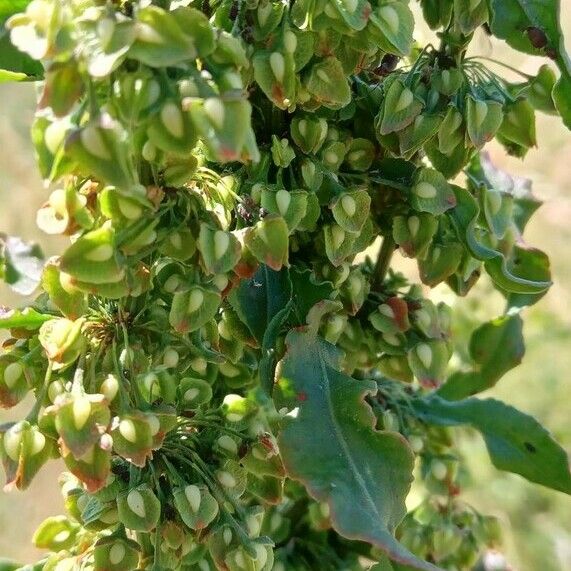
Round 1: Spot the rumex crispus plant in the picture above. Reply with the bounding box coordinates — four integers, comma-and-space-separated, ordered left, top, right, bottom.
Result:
0, 1, 570, 570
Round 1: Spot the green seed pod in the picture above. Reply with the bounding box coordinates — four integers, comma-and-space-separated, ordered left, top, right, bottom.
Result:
377, 78, 423, 135
331, 189, 371, 233
39, 317, 85, 371
178, 377, 213, 409
369, 297, 410, 334
465, 95, 504, 148
147, 99, 197, 154
1, 421, 53, 491
369, 2, 414, 56
323, 224, 356, 266
36, 186, 93, 236
60, 437, 112, 494
111, 412, 154, 467
169, 286, 222, 334
32, 515, 79, 552
432, 67, 464, 97
271, 135, 296, 168
225, 543, 274, 571
377, 355, 414, 383
52, 393, 111, 458
241, 443, 285, 479
93, 536, 140, 571
438, 105, 465, 156
198, 225, 241, 274
158, 227, 197, 262
173, 484, 219, 531
99, 187, 149, 225
65, 119, 137, 192
244, 215, 289, 271
290, 115, 328, 154
0, 356, 29, 408
407, 340, 450, 388
410, 168, 456, 215
117, 484, 161, 532
111, 72, 162, 124
419, 242, 463, 287
344, 138, 375, 171
260, 188, 309, 231
432, 523, 464, 562
393, 212, 438, 259
60, 225, 125, 286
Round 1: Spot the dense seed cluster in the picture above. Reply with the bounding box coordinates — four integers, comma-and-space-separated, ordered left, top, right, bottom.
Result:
0, 1, 568, 570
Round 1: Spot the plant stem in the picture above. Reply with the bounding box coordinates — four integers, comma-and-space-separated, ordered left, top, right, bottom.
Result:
372, 235, 396, 291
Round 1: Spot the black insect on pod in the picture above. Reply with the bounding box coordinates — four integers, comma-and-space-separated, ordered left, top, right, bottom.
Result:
375, 53, 400, 77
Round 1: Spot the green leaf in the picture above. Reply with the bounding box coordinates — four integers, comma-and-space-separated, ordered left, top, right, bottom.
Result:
0, 307, 52, 330
447, 185, 551, 293
438, 315, 524, 400
412, 395, 571, 494
0, 234, 44, 296
229, 265, 292, 344
275, 331, 440, 571
486, 0, 571, 128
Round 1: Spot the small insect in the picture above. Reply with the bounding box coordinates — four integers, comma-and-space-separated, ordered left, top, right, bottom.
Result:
526, 26, 548, 49
373, 54, 400, 77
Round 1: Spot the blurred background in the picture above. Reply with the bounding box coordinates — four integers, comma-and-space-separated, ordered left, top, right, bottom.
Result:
1, 11, 570, 570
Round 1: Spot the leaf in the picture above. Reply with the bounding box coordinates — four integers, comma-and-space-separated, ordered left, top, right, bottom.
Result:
259, 300, 294, 395
229, 265, 292, 344
439, 315, 524, 400
0, 234, 44, 295
0, 307, 52, 330
486, 0, 571, 128
275, 331, 440, 571
447, 185, 551, 293
412, 395, 571, 494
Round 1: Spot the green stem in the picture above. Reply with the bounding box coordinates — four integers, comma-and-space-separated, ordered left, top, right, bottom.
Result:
372, 235, 396, 291
26, 362, 53, 424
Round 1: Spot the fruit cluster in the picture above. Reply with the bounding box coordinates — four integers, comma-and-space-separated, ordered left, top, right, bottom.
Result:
1, 1, 570, 570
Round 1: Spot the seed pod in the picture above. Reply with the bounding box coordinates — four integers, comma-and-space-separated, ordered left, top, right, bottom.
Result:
344, 138, 375, 171
454, 0, 488, 35
260, 188, 309, 231
465, 95, 504, 148
60, 435, 112, 494
117, 484, 161, 531
1, 421, 52, 491
290, 115, 328, 154
39, 317, 85, 371
323, 224, 356, 267
198, 224, 241, 275
112, 72, 162, 124
169, 286, 221, 334
147, 99, 197, 154
32, 515, 79, 552
244, 215, 289, 271
369, 297, 410, 335
110, 412, 154, 467
392, 212, 438, 259
158, 227, 197, 262
377, 355, 414, 383
410, 167, 456, 215
432, 67, 464, 97
419, 242, 463, 287
65, 119, 137, 192
407, 339, 450, 388
94, 536, 140, 571
178, 377, 213, 409
225, 543, 274, 571
0, 356, 29, 408
377, 78, 423, 135
331, 189, 371, 233
271, 135, 296, 168
52, 393, 111, 459
60, 225, 124, 286
173, 484, 219, 531
369, 3, 414, 57
241, 442, 285, 479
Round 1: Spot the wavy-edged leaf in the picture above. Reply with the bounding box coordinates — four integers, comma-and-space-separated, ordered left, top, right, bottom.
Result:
276, 331, 440, 571
438, 315, 524, 400
486, 0, 571, 128
412, 395, 571, 494
447, 185, 551, 293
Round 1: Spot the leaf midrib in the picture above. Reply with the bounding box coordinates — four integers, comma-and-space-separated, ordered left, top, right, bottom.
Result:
317, 342, 384, 528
